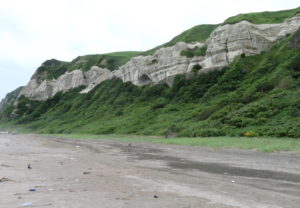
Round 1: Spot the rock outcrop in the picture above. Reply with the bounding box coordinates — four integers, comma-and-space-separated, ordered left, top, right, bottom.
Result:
19, 16, 300, 101
202, 16, 300, 70
115, 42, 203, 86
21, 67, 111, 100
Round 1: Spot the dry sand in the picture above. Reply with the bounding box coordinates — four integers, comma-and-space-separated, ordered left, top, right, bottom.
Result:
0, 133, 300, 208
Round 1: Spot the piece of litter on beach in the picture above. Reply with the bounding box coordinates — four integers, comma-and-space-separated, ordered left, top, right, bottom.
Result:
21, 202, 33, 207
232, 180, 235, 183
29, 188, 37, 192
76, 145, 80, 148
49, 188, 54, 191
70, 157, 75, 160
0, 177, 11, 183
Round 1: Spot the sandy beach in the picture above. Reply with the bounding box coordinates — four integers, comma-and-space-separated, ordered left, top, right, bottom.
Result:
0, 133, 300, 208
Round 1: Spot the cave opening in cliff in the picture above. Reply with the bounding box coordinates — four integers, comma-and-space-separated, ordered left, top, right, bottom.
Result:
138, 74, 152, 85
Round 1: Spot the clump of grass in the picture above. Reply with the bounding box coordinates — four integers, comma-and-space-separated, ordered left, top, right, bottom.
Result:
147, 59, 158, 65
180, 46, 207, 58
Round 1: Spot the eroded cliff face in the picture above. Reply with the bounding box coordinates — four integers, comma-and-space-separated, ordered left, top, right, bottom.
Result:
202, 16, 300, 70
115, 42, 203, 86
20, 16, 300, 101
21, 67, 111, 100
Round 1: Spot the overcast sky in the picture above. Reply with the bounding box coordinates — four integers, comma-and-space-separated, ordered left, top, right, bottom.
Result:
0, 0, 299, 99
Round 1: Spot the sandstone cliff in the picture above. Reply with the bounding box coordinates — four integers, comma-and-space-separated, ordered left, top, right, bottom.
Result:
19, 16, 300, 101
21, 67, 111, 100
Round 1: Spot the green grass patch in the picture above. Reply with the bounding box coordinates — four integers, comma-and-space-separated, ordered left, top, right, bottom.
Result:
223, 7, 300, 24
143, 24, 218, 56
180, 46, 207, 58
49, 134, 300, 153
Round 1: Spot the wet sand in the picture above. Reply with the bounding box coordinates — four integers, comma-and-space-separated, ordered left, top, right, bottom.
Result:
0, 133, 300, 208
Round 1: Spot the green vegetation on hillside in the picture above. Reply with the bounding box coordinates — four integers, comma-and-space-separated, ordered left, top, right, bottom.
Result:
36, 59, 71, 80
143, 24, 218, 56
70, 51, 142, 72
223, 7, 300, 24
2, 31, 300, 139
143, 7, 300, 56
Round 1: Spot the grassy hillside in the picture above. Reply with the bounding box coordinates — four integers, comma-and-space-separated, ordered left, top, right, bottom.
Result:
223, 7, 300, 24
2, 31, 300, 138
143, 24, 218, 55
70, 51, 142, 71
143, 7, 300, 56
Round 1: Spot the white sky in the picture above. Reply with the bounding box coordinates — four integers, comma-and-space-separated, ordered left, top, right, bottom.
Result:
0, 0, 299, 99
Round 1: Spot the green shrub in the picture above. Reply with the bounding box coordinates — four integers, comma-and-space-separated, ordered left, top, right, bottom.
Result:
192, 64, 202, 73
241, 131, 258, 137
180, 46, 207, 58
147, 59, 158, 65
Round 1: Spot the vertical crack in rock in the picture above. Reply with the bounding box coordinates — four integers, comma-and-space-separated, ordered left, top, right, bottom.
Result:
225, 37, 229, 64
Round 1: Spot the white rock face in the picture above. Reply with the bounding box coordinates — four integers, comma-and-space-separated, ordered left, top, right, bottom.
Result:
20, 79, 41, 99
20, 16, 300, 101
116, 42, 203, 86
52, 70, 86, 95
201, 16, 300, 70
20, 67, 111, 100
80, 66, 111, 93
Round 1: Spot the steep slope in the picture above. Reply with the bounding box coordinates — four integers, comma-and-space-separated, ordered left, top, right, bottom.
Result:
7, 29, 300, 137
